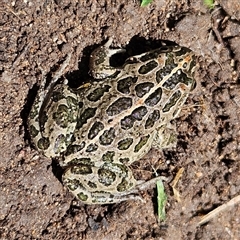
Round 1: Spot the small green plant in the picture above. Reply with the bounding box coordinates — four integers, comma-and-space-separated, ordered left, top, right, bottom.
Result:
157, 179, 167, 221
203, 0, 214, 9
141, 0, 153, 7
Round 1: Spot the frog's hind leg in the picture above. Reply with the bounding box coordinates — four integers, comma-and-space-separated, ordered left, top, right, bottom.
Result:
63, 163, 168, 204
28, 54, 73, 157
62, 163, 143, 204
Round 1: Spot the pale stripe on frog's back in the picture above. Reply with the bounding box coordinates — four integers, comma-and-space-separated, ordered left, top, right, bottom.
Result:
63, 46, 195, 168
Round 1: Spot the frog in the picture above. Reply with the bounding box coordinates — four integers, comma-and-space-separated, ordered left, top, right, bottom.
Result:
28, 39, 196, 204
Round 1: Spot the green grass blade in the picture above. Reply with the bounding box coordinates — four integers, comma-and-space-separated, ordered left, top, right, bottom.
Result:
141, 0, 153, 7
157, 179, 167, 221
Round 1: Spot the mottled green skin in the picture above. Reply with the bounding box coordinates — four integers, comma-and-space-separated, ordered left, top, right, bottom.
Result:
28, 41, 196, 204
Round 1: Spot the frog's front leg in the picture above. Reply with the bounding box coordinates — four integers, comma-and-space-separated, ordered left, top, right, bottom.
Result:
89, 38, 126, 79
152, 122, 178, 150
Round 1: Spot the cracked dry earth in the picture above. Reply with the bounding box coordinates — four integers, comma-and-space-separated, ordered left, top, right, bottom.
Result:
1, 0, 240, 239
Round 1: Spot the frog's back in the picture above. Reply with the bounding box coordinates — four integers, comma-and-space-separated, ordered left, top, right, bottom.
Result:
64, 46, 195, 167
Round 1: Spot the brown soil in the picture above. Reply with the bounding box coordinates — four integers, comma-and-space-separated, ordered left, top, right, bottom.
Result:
1, 0, 240, 239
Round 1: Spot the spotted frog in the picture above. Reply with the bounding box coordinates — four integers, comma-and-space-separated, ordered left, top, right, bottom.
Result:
28, 39, 196, 204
